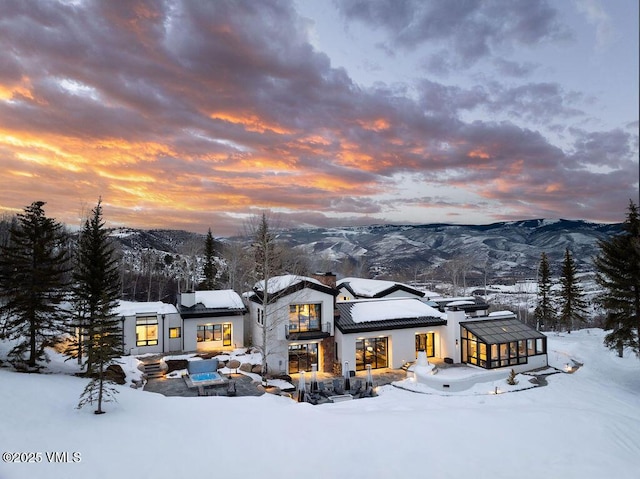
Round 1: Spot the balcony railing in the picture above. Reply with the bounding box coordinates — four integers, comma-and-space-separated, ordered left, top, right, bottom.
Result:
285, 321, 332, 340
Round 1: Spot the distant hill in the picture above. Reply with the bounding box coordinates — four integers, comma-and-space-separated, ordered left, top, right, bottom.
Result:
107, 219, 621, 282
280, 219, 621, 280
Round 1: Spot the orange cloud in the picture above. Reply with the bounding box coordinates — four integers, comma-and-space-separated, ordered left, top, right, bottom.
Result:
210, 111, 294, 135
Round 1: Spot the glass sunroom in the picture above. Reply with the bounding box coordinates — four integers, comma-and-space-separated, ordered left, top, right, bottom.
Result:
460, 318, 547, 369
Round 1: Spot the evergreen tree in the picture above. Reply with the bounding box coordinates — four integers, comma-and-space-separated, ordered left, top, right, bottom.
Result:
201, 228, 218, 290
534, 252, 555, 331
68, 199, 122, 375
558, 248, 588, 333
0, 201, 70, 368
594, 200, 640, 357
72, 199, 123, 414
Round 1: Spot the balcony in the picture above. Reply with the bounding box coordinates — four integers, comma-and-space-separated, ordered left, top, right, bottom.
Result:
285, 321, 332, 340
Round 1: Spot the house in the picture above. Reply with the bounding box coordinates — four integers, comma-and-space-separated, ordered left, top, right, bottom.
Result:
337, 277, 426, 302
245, 274, 338, 375
176, 290, 246, 353
335, 297, 448, 370
334, 297, 547, 374
116, 301, 182, 355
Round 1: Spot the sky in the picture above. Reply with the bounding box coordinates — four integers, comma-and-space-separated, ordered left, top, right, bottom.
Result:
0, 0, 637, 236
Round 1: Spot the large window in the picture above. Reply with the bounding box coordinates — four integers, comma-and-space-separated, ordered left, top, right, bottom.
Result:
197, 323, 232, 346
289, 343, 318, 373
416, 333, 435, 357
356, 337, 388, 371
136, 316, 158, 347
288, 304, 321, 334
460, 321, 547, 369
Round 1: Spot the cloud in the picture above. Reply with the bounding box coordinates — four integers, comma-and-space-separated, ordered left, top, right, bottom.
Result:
336, 0, 570, 68
0, 0, 635, 235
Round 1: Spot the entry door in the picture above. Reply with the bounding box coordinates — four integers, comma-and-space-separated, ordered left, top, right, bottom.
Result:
415, 333, 435, 357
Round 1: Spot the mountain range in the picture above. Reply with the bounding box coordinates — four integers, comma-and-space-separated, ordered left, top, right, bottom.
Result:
109, 219, 621, 282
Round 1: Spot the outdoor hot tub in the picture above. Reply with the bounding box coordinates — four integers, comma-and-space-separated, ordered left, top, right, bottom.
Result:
184, 370, 228, 389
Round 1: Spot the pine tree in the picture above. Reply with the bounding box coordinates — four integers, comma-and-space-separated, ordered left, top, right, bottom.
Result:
72, 199, 123, 414
594, 200, 640, 357
0, 201, 70, 369
534, 252, 555, 331
201, 228, 218, 290
68, 199, 122, 375
558, 248, 588, 333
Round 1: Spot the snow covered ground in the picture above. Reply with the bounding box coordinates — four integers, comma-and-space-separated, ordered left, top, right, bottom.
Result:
1, 329, 639, 479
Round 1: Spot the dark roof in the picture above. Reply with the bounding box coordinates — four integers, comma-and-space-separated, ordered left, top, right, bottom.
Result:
335, 301, 447, 334
178, 302, 246, 319
338, 280, 425, 299
432, 296, 490, 313
249, 279, 338, 305
461, 318, 545, 344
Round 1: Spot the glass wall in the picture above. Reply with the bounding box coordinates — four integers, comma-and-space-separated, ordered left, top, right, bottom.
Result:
288, 343, 318, 373
356, 337, 388, 371
461, 323, 546, 370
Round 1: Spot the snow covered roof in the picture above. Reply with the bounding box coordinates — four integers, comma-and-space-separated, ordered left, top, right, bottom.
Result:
336, 298, 446, 333
194, 290, 244, 310
337, 277, 424, 298
254, 274, 323, 294
115, 301, 178, 317
249, 275, 337, 304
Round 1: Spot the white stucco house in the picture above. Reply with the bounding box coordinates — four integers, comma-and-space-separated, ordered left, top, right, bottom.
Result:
176, 290, 246, 353
116, 301, 182, 355
245, 274, 338, 375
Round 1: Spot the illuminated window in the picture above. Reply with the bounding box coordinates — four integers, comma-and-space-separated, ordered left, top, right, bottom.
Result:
136, 316, 158, 346
460, 321, 547, 369
288, 343, 318, 373
288, 304, 321, 333
415, 333, 435, 357
169, 327, 181, 339
355, 337, 388, 371
197, 323, 232, 346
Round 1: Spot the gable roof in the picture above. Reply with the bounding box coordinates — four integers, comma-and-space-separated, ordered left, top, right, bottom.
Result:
337, 277, 425, 299
178, 290, 246, 318
336, 298, 446, 333
249, 274, 338, 305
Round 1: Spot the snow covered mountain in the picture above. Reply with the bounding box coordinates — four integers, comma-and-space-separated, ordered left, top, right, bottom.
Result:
108, 219, 621, 281
279, 219, 621, 279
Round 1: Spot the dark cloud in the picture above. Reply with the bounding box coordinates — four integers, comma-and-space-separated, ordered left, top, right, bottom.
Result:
0, 0, 635, 235
336, 0, 570, 68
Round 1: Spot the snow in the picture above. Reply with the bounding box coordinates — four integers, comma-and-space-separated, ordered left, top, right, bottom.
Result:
254, 274, 323, 294
194, 290, 244, 309
338, 277, 418, 297
1, 329, 639, 479
115, 300, 178, 316
349, 298, 446, 323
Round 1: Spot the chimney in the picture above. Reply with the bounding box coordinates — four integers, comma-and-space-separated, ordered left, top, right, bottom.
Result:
181, 291, 196, 308
312, 272, 337, 289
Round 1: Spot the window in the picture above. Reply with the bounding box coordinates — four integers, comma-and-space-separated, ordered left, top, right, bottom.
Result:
415, 333, 435, 357
197, 323, 232, 345
288, 304, 321, 333
356, 337, 388, 371
169, 327, 181, 339
289, 343, 318, 373
136, 316, 158, 346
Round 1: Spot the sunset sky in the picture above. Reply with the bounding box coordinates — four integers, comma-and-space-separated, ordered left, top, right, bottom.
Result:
0, 0, 638, 235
